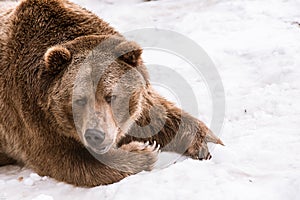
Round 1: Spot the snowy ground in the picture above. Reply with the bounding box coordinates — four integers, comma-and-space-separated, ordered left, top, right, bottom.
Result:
1, 0, 300, 199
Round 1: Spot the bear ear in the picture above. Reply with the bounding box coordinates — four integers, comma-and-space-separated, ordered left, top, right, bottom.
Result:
44, 46, 72, 74
114, 41, 143, 67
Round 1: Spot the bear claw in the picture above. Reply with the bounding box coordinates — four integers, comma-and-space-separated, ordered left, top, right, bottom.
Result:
144, 141, 160, 153
120, 141, 160, 154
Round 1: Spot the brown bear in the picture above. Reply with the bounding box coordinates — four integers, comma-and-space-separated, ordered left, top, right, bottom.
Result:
0, 0, 223, 187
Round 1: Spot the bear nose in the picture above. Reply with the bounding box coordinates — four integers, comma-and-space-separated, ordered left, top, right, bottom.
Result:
84, 129, 105, 148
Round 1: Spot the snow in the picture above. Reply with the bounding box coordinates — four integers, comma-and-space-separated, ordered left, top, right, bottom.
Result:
1, 0, 300, 199
31, 195, 53, 200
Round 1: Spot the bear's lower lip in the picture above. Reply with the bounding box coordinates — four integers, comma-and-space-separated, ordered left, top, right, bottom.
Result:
90, 146, 110, 154
85, 140, 114, 155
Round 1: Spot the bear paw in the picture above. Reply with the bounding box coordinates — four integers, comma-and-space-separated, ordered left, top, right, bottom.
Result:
184, 121, 224, 160
119, 141, 160, 172
121, 141, 160, 153
185, 137, 212, 160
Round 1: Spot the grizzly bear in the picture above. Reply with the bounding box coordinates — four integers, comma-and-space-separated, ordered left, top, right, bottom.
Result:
0, 0, 223, 187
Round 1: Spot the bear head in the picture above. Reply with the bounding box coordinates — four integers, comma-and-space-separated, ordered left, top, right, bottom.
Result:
43, 35, 149, 154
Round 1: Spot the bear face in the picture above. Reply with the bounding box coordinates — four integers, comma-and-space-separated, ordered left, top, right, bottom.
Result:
44, 35, 146, 154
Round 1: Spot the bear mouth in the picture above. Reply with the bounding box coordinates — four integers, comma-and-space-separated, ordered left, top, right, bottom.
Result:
88, 144, 111, 154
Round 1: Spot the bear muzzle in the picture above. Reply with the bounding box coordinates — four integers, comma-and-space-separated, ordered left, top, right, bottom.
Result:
84, 129, 112, 154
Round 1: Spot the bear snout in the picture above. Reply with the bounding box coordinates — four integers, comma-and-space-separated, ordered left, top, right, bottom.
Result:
84, 129, 106, 149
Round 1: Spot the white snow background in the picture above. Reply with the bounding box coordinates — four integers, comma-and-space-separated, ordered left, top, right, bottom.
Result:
0, 0, 300, 199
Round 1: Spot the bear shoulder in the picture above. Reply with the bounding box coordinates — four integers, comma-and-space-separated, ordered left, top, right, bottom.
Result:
4, 0, 119, 60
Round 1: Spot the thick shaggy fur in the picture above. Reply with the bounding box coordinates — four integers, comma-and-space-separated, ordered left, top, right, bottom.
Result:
0, 0, 222, 187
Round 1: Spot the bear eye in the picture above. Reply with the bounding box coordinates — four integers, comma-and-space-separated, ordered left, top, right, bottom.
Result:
105, 95, 116, 104
75, 98, 87, 106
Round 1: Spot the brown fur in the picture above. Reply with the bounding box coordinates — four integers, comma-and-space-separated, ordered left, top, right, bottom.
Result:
0, 0, 222, 187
